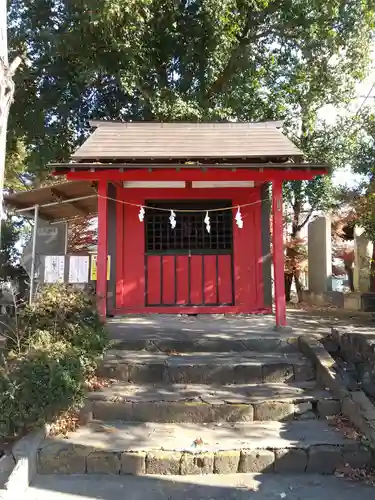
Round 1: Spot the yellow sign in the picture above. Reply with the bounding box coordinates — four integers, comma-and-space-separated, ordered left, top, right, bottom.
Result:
90, 255, 111, 281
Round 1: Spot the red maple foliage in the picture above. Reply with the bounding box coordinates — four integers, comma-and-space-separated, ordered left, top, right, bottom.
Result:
67, 218, 97, 253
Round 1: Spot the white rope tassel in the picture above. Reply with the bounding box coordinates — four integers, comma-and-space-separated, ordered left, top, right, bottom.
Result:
169, 210, 176, 229
204, 211, 211, 233
138, 206, 145, 222
235, 206, 243, 228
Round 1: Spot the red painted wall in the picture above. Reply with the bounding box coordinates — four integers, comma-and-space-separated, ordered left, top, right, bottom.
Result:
115, 186, 265, 313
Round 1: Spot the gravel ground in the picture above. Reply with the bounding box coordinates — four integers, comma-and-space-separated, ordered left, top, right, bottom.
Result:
24, 473, 375, 500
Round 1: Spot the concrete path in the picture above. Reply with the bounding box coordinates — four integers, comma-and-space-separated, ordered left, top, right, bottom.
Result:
2, 307, 373, 350
106, 309, 375, 342
24, 473, 375, 499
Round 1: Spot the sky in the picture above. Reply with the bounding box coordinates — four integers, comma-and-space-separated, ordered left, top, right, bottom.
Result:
319, 51, 375, 188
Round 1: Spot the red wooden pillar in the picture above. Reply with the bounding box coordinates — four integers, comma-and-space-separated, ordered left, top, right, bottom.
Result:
97, 180, 108, 318
272, 179, 287, 327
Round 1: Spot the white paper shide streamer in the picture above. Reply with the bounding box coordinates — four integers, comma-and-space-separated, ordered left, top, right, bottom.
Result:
137, 205, 245, 230
138, 206, 145, 222
235, 207, 243, 228
169, 210, 176, 229
204, 211, 211, 233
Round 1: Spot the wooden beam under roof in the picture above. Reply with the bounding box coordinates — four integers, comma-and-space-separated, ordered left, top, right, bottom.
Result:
50, 187, 90, 217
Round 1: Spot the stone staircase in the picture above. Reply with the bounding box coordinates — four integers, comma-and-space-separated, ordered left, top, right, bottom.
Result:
37, 336, 372, 476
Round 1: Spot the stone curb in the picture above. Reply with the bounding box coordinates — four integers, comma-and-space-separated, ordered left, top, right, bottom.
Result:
36, 443, 372, 476
0, 425, 50, 499
0, 455, 15, 495
298, 336, 348, 399
328, 330, 375, 363
299, 335, 375, 451
328, 330, 375, 396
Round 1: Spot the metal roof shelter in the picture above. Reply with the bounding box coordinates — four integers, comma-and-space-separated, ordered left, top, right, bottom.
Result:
4, 180, 98, 305
4, 180, 98, 222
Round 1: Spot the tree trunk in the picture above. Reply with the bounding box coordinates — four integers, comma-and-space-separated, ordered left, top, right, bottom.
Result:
345, 264, 354, 292
370, 243, 375, 292
285, 273, 293, 302
285, 196, 302, 301
0, 5, 22, 241
284, 204, 303, 302
294, 270, 303, 302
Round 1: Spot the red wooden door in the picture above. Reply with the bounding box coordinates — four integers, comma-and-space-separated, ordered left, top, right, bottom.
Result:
145, 201, 234, 307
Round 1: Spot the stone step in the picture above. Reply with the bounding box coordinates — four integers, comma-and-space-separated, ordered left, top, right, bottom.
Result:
87, 382, 340, 423
97, 351, 315, 384
110, 337, 299, 354
37, 420, 372, 476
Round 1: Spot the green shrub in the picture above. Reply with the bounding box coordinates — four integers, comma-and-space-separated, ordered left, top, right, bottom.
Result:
0, 284, 109, 438
0, 343, 85, 437
9, 283, 108, 366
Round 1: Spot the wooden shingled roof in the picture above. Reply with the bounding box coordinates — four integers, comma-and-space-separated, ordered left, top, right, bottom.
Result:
71, 120, 303, 162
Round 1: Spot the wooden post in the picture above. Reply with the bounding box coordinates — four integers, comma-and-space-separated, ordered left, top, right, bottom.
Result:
97, 180, 108, 318
29, 204, 39, 305
272, 179, 287, 327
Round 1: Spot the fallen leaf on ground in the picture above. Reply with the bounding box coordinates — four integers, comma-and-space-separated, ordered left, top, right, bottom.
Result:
85, 376, 116, 391
327, 415, 362, 441
99, 425, 117, 433
193, 437, 204, 446
165, 349, 180, 355
50, 410, 80, 436
335, 464, 375, 486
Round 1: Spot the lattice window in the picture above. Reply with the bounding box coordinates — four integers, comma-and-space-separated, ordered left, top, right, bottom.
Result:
145, 201, 233, 253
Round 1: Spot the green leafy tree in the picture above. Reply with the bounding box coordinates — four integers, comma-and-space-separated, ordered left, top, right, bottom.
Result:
0, 216, 28, 295
5, 0, 375, 300
5, 136, 31, 191
7, 0, 375, 177
282, 121, 354, 299
337, 111, 375, 291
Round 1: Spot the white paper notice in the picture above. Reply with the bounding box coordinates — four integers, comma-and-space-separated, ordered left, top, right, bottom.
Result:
68, 256, 89, 283
44, 256, 65, 283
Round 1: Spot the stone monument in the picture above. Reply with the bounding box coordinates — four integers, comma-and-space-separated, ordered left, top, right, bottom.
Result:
353, 226, 373, 293
307, 216, 332, 294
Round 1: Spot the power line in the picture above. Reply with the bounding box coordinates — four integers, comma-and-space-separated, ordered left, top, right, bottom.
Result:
355, 80, 375, 116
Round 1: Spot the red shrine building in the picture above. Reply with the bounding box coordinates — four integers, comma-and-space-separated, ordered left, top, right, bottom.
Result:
50, 121, 328, 327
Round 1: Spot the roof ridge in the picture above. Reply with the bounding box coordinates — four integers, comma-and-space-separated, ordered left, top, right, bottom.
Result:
88, 120, 284, 129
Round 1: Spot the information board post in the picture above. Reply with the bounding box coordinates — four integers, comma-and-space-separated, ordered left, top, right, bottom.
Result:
29, 205, 39, 305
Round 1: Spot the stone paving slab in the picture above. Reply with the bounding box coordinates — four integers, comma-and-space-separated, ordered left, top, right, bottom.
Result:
38, 420, 356, 454
24, 473, 375, 500
110, 338, 299, 353
105, 312, 351, 342
98, 352, 315, 384
87, 382, 338, 422
87, 382, 327, 404
106, 351, 308, 364
37, 420, 371, 475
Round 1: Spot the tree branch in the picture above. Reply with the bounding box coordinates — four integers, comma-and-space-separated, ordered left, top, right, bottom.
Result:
205, 10, 300, 100
135, 83, 152, 102
206, 9, 255, 99
299, 205, 316, 230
